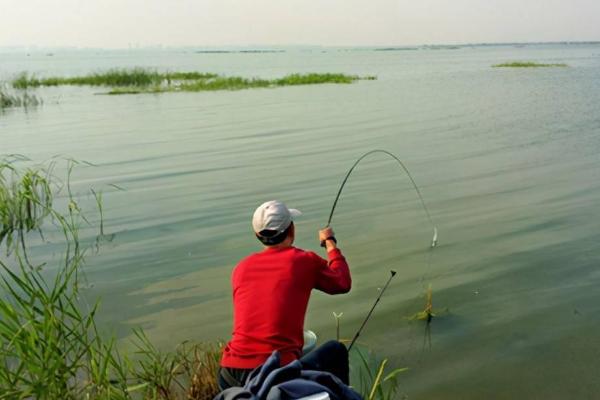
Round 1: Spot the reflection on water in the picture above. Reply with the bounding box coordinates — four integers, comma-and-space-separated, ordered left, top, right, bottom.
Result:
1, 44, 600, 398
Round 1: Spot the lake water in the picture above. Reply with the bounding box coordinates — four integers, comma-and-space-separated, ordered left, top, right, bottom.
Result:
1, 43, 600, 398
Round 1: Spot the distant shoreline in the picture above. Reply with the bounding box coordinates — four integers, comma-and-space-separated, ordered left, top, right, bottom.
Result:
1, 41, 599, 53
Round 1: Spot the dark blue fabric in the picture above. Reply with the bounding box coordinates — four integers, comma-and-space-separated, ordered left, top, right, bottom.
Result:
213, 350, 362, 400
300, 340, 349, 385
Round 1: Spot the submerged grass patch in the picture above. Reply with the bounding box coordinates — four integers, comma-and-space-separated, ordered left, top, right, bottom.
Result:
493, 61, 568, 68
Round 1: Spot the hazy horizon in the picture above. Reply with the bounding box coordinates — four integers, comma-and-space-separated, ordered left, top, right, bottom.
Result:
1, 40, 600, 52
1, 0, 599, 49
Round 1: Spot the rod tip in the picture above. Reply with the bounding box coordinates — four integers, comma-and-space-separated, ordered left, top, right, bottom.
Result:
390, 270, 397, 276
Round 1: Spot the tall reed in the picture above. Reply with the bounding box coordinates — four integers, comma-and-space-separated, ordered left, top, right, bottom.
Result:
0, 158, 222, 399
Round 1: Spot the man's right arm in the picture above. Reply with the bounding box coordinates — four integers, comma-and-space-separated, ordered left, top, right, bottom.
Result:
312, 227, 351, 294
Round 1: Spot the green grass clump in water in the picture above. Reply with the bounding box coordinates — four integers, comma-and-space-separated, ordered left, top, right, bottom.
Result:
12, 69, 376, 93
492, 61, 568, 68
166, 71, 218, 81
12, 69, 220, 89
106, 73, 374, 94
13, 68, 161, 88
0, 89, 42, 109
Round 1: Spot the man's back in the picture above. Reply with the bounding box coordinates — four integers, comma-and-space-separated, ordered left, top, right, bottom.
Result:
220, 246, 350, 369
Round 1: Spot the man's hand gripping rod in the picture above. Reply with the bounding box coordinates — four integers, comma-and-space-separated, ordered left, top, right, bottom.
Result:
347, 270, 397, 352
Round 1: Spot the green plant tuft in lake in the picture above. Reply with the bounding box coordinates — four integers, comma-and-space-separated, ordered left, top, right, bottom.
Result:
12, 68, 375, 94
12, 69, 220, 89
0, 89, 42, 109
492, 61, 568, 68
106, 73, 375, 94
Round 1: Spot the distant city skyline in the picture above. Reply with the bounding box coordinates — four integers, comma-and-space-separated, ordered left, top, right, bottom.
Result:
1, 0, 598, 49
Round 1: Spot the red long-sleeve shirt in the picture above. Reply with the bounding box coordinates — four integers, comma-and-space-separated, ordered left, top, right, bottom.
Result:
220, 246, 351, 369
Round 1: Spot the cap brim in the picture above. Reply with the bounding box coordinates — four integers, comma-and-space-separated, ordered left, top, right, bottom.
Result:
288, 208, 302, 219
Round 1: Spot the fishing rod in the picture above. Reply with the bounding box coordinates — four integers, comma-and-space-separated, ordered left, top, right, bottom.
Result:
348, 270, 396, 352
324, 149, 438, 248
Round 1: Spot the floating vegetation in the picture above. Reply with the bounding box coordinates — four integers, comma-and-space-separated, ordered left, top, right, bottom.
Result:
0, 89, 42, 109
492, 61, 569, 68
407, 284, 448, 322
11, 69, 375, 95
12, 69, 219, 89
106, 73, 375, 95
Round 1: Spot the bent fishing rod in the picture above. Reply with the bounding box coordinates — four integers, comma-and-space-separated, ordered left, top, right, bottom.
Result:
323, 149, 438, 248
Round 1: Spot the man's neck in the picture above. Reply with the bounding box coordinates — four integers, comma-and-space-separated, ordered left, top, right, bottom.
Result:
264, 238, 293, 250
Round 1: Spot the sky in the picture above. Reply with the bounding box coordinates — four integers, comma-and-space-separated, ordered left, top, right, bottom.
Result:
1, 0, 599, 48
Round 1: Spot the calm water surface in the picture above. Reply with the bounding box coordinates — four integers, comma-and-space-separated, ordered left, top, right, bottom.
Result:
1, 44, 600, 398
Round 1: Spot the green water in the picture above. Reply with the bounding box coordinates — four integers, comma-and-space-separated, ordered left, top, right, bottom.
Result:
2, 44, 600, 398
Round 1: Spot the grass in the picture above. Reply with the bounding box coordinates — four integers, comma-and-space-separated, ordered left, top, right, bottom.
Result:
12, 69, 219, 89
107, 73, 375, 94
0, 158, 222, 399
10, 68, 376, 94
353, 347, 407, 400
493, 61, 568, 68
334, 312, 405, 399
407, 284, 448, 322
0, 89, 42, 109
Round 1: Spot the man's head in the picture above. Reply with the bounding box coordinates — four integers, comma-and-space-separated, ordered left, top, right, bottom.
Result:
252, 200, 301, 246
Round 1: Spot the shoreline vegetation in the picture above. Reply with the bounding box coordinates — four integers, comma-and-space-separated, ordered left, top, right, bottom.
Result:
0, 158, 402, 399
492, 61, 568, 68
11, 69, 377, 95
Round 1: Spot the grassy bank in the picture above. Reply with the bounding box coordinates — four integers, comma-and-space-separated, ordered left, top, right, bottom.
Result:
0, 89, 41, 109
11, 68, 376, 94
493, 61, 568, 68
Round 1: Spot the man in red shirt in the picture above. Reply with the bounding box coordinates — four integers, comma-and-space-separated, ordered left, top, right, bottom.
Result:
218, 200, 352, 389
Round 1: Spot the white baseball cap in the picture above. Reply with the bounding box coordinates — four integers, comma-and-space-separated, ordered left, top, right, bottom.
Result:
252, 200, 302, 234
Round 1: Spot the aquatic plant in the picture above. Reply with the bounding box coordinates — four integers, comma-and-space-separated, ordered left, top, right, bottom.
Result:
407, 284, 448, 322
0, 158, 222, 399
0, 89, 42, 109
353, 348, 407, 400
332, 312, 344, 341
492, 61, 568, 68
106, 73, 373, 94
12, 69, 219, 89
